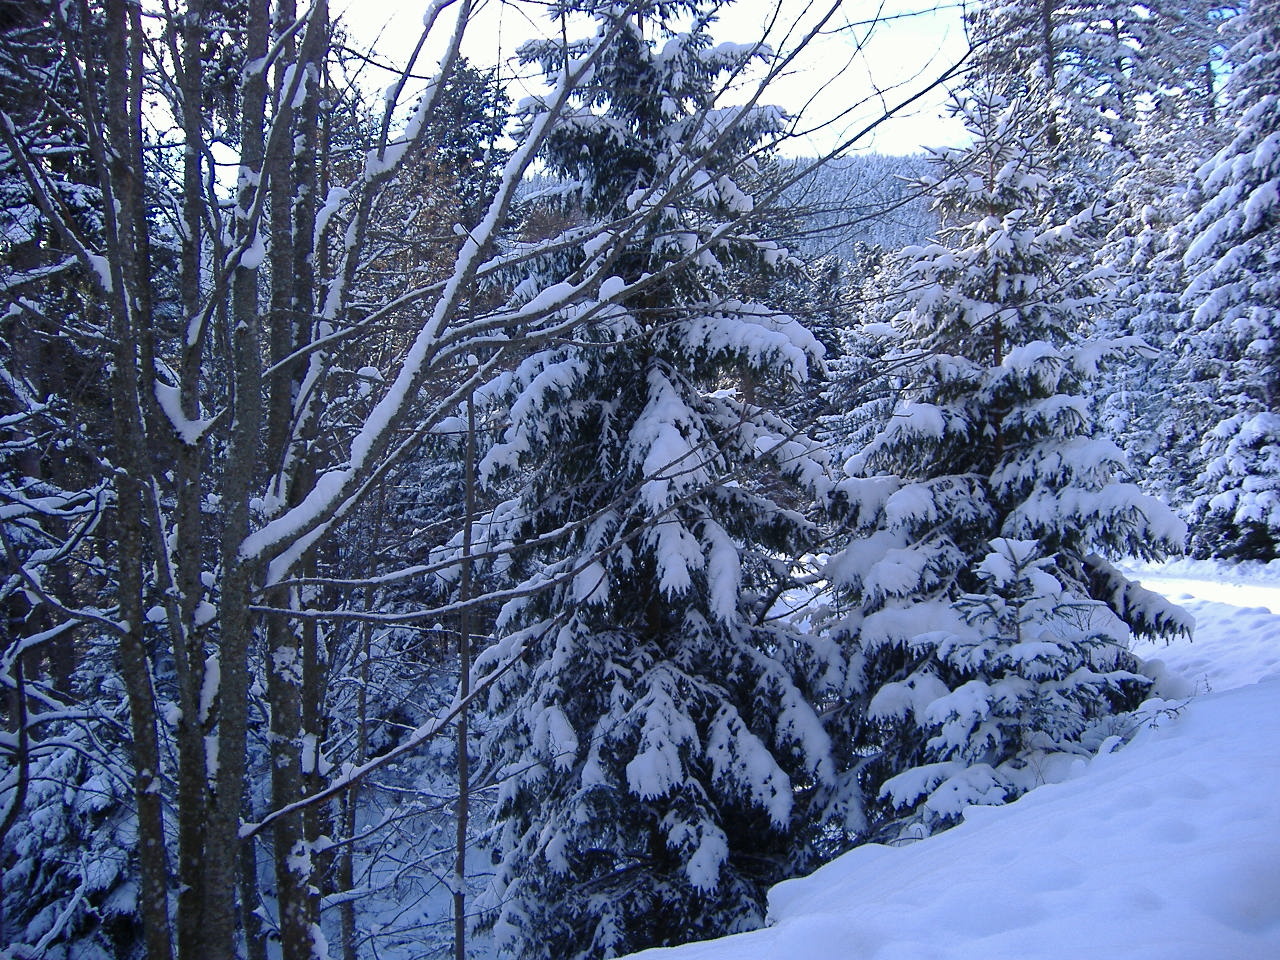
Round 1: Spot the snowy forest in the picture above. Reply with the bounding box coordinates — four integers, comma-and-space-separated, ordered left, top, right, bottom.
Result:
1, 0, 1277, 959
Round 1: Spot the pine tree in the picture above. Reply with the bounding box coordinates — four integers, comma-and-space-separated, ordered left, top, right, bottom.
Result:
823, 89, 1189, 842
873, 537, 1149, 833
1180, 0, 1280, 559
1095, 0, 1231, 505
969, 0, 1153, 163
470, 4, 837, 957
2, 716, 141, 958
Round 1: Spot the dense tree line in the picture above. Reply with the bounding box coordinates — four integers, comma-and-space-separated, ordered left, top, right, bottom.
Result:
1, 1, 1275, 959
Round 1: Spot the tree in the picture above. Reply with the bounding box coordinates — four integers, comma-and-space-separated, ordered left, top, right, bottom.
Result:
1092, 1, 1232, 504
1, 2, 134, 950
469, 4, 839, 957
0, 0, 662, 956
0, 0, 973, 955
822, 89, 1189, 842
968, 0, 1151, 161
1, 720, 141, 959
1180, 0, 1280, 559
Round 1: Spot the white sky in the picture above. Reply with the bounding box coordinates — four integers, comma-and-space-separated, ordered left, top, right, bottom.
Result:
335, 0, 970, 156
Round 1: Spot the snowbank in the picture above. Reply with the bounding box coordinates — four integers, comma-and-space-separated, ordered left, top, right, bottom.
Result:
629, 572, 1280, 960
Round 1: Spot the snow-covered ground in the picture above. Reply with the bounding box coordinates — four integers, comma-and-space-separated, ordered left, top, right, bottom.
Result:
1123, 558, 1280, 694
630, 560, 1280, 960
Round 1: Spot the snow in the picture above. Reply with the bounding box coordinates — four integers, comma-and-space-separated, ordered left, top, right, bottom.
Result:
239, 233, 266, 270
313, 186, 349, 248
626, 561, 1280, 960
599, 274, 627, 299
702, 520, 741, 623
572, 560, 609, 605
627, 671, 699, 801
87, 253, 113, 293
155, 382, 212, 445
198, 654, 219, 724
1122, 562, 1280, 622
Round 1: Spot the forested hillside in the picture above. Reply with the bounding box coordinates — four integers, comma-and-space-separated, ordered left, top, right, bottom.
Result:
1, 1, 1275, 959
780, 153, 937, 258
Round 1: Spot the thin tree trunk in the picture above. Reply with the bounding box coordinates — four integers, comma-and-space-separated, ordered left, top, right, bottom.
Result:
97, 1, 173, 955
268, 598, 310, 959
167, 4, 216, 952
240, 831, 269, 960
264, 3, 329, 953
264, 0, 309, 948
454, 389, 477, 960
1040, 0, 1059, 150
208, 0, 270, 953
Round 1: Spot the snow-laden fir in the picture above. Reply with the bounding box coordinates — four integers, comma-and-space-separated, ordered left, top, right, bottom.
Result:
445, 4, 840, 957
1179, 0, 1280, 559
817, 87, 1189, 846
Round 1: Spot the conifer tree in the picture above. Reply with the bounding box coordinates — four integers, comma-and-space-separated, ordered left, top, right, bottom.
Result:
465, 1, 844, 957
1095, 0, 1231, 503
823, 89, 1189, 842
969, 0, 1152, 164
468, 4, 837, 958
1180, 0, 1280, 559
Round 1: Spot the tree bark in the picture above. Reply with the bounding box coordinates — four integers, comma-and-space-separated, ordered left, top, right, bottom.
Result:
208, 0, 270, 954
97, 1, 174, 956
454, 389, 477, 960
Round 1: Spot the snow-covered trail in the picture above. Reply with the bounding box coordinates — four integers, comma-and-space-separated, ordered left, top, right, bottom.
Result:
1133, 576, 1280, 610
1123, 559, 1280, 693
628, 561, 1280, 960
1121, 558, 1280, 613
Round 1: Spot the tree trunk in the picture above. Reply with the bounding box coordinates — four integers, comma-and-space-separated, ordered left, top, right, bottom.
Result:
454, 390, 477, 960
207, 0, 270, 953
98, 1, 174, 956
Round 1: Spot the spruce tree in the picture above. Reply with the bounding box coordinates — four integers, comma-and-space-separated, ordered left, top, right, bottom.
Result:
470, 4, 836, 958
1180, 0, 1280, 559
823, 89, 1189, 842
1095, 0, 1230, 506
969, 0, 1153, 165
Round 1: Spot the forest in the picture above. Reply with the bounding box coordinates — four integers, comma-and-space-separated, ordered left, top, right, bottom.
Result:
0, 0, 1276, 958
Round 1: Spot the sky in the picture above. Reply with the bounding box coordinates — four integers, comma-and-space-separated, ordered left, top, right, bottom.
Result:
334, 0, 971, 156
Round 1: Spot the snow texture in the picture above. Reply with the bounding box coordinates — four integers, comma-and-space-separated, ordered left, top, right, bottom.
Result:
626, 563, 1280, 960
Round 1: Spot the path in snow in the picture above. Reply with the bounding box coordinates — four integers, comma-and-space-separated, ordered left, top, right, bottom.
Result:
1121, 557, 1280, 613
1134, 577, 1280, 610
1123, 559, 1280, 693
628, 561, 1280, 960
